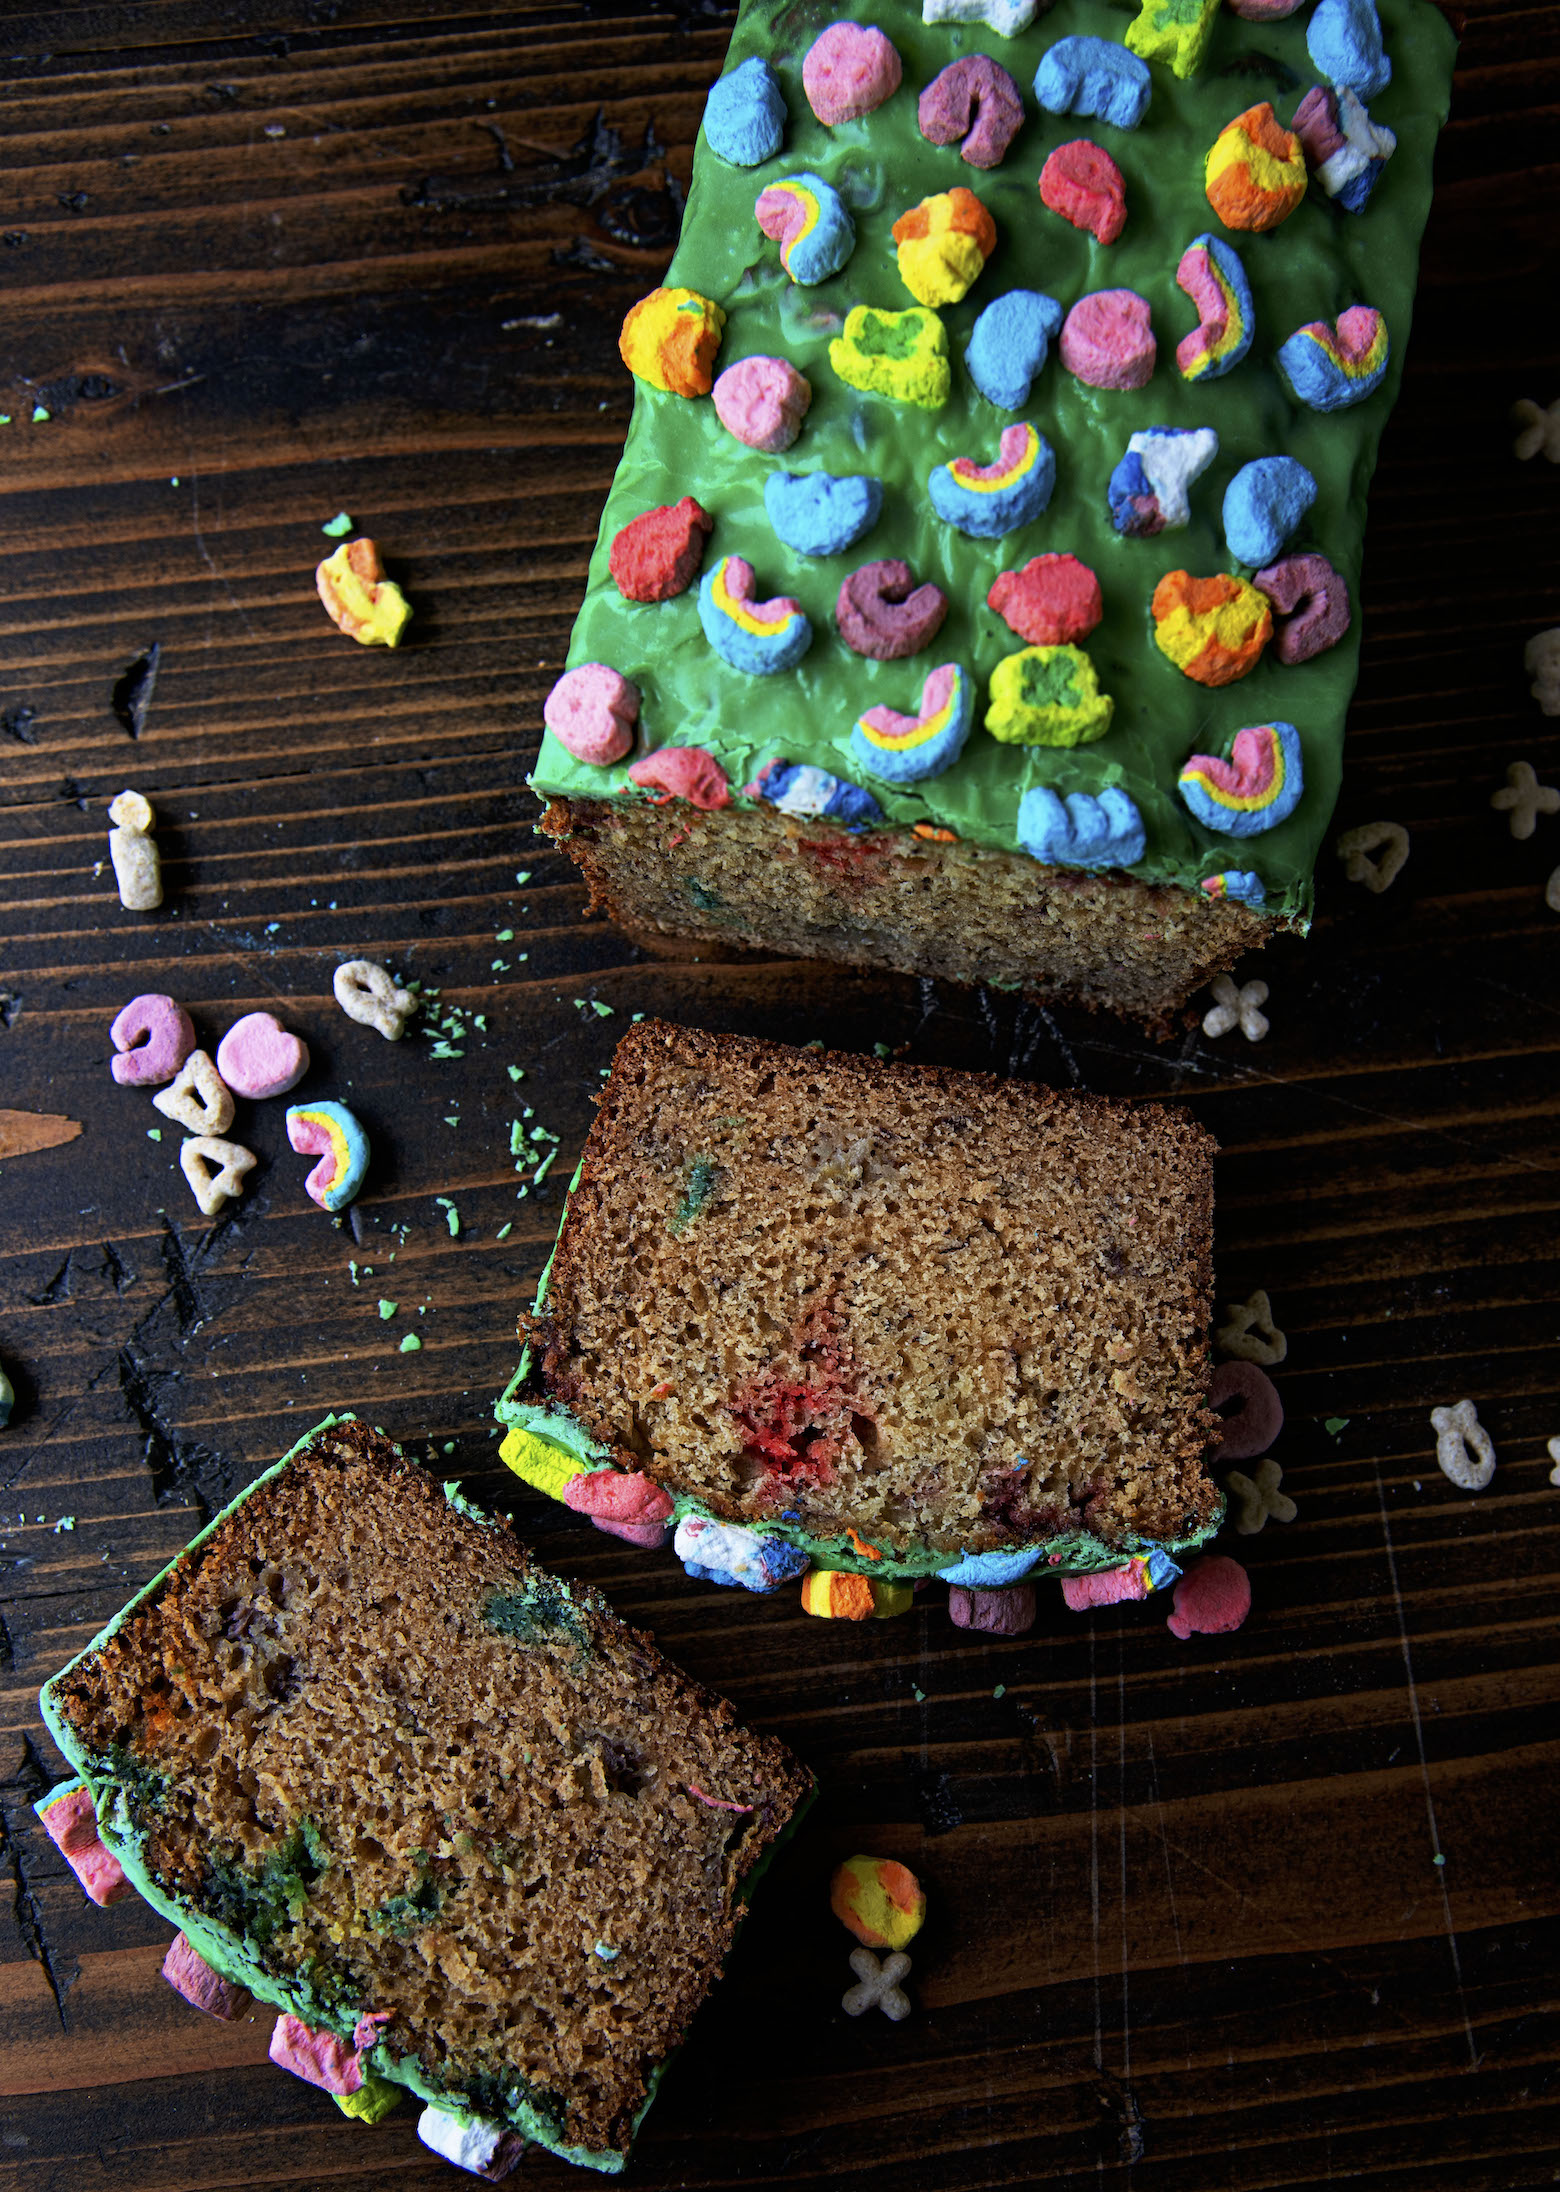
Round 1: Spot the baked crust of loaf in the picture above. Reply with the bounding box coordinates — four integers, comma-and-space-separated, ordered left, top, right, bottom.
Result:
525, 1022, 1220, 1554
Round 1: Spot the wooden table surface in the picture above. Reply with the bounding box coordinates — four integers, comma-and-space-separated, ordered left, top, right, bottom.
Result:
2, 2, 1558, 2185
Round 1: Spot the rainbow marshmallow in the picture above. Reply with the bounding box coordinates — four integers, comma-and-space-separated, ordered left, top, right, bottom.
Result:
1201, 870, 1267, 906
286, 1100, 370, 1212
1179, 721, 1304, 836
850, 663, 973, 784
1175, 234, 1254, 381
698, 555, 812, 673
1276, 306, 1389, 410
755, 173, 855, 284
928, 422, 1054, 538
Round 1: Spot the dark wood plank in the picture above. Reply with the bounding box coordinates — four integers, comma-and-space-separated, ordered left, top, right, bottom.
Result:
4, 0, 1560, 2185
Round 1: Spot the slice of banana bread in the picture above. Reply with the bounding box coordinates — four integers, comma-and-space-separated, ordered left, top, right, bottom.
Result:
39, 1417, 812, 2174
507, 1021, 1221, 1576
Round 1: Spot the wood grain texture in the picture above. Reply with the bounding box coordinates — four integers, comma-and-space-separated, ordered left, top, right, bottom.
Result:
2, 0, 1559, 2185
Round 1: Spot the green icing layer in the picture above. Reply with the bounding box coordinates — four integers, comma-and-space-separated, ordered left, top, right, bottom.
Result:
531, 0, 1455, 921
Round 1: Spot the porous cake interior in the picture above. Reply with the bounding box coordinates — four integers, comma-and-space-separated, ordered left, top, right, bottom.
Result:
48, 1422, 809, 2160
531, 1023, 1220, 1553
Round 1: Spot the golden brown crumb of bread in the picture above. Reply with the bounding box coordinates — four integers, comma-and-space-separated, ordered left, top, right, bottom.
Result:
527, 1022, 1220, 1555
49, 1421, 811, 2158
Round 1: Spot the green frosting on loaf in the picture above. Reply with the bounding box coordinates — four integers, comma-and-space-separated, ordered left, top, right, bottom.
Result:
531, 0, 1455, 922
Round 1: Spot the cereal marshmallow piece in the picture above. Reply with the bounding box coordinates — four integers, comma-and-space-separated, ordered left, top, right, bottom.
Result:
180, 1134, 258, 1218
918, 55, 1026, 170
755, 173, 856, 284
1017, 786, 1145, 870
745, 760, 886, 831
1200, 869, 1266, 907
1126, 0, 1221, 79
924, 0, 1038, 32
563, 1466, 674, 1548
1291, 84, 1396, 211
286, 1099, 370, 1212
109, 992, 196, 1087
627, 747, 732, 809
712, 355, 812, 453
1276, 306, 1389, 410
1307, 0, 1392, 100
334, 959, 417, 1040
1254, 552, 1352, 663
162, 1933, 253, 2020
1205, 103, 1307, 231
802, 21, 902, 126
316, 539, 411, 647
929, 421, 1055, 539
829, 305, 951, 409
1179, 721, 1303, 836
987, 554, 1102, 646
703, 54, 785, 167
543, 663, 639, 767
216, 1011, 309, 1099
35, 1780, 133, 1906
673, 1514, 810, 1592
965, 289, 1064, 410
418, 2105, 526, 2181
831, 1855, 928, 1950
618, 286, 726, 397
836, 559, 949, 661
986, 644, 1115, 747
1108, 425, 1219, 536
498, 1425, 588, 1503
850, 662, 974, 785
1034, 37, 1152, 131
1040, 140, 1128, 244
1166, 1554, 1251, 1638
1151, 570, 1272, 685
1175, 234, 1254, 381
948, 1581, 1037, 1632
152, 1049, 235, 1136
1223, 455, 1318, 568
609, 497, 712, 602
765, 471, 882, 559
1059, 289, 1156, 391
892, 187, 997, 308
697, 556, 811, 674
800, 1569, 913, 1618
107, 788, 162, 911
269, 2013, 366, 2095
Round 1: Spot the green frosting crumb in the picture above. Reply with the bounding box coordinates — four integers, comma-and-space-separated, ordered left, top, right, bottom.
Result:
378, 1299, 397, 1320
321, 511, 354, 537
668, 1156, 718, 1238
1324, 1417, 1350, 1436
399, 1334, 422, 1353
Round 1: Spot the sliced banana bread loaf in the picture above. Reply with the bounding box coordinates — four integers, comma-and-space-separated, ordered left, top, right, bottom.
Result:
40, 1417, 812, 2173
506, 1022, 1221, 1577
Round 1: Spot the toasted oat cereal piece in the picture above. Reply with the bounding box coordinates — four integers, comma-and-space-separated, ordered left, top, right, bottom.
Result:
1223, 1456, 1296, 1534
1491, 759, 1560, 835
1202, 974, 1269, 1042
1336, 819, 1409, 892
107, 789, 162, 911
334, 959, 417, 1039
180, 1134, 257, 1218
1216, 1288, 1286, 1365
1430, 1398, 1495, 1491
152, 1050, 235, 1137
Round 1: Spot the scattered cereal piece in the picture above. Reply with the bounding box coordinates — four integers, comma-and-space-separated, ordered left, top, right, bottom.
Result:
1336, 819, 1409, 892
316, 539, 411, 647
179, 1134, 257, 1218
674, 1514, 810, 1592
152, 1050, 234, 1136
628, 747, 731, 810
947, 1581, 1037, 1633
713, 355, 812, 452
852, 663, 973, 784
216, 1011, 309, 1100
1223, 456, 1318, 568
1254, 552, 1351, 664
704, 54, 786, 166
924, 0, 1038, 30
619, 287, 726, 397
1276, 306, 1389, 410
987, 644, 1114, 747
1040, 139, 1127, 243
162, 1933, 252, 2020
418, 2104, 525, 2180
1205, 103, 1307, 230
1201, 972, 1269, 1041
698, 556, 811, 674
1127, 0, 1220, 78
107, 788, 161, 911
987, 553, 1101, 646
1547, 1434, 1560, 1488
1217, 1288, 1286, 1365
964, 289, 1064, 410
1431, 1398, 1495, 1491
1523, 633, 1560, 718
836, 556, 946, 657
563, 1467, 674, 1548
745, 759, 885, 830
929, 421, 1054, 539
1175, 232, 1254, 382
755, 173, 855, 283
334, 959, 417, 1040
843, 1947, 912, 2021
608, 498, 712, 602
830, 305, 951, 408
1208, 1359, 1283, 1460
1151, 570, 1272, 685
801, 1569, 913, 1618
1291, 84, 1395, 210
543, 663, 639, 767
831, 1856, 927, 1949
1108, 425, 1218, 536
765, 471, 882, 558
892, 187, 997, 307
1490, 759, 1560, 838
1167, 1554, 1250, 1638
0, 1365, 13, 1428
802, 21, 902, 125
1017, 786, 1145, 869
1307, 0, 1391, 98
286, 1100, 369, 1212
35, 1781, 133, 1905
1512, 398, 1560, 464
109, 994, 196, 1088
918, 55, 1025, 169
1201, 870, 1266, 906
1033, 36, 1151, 131
1224, 1455, 1296, 1534
1060, 288, 1156, 391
